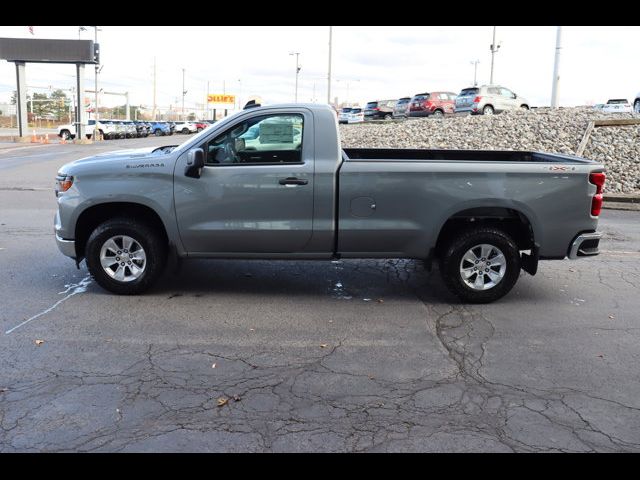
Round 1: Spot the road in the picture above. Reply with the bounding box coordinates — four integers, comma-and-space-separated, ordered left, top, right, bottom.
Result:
1, 137, 639, 452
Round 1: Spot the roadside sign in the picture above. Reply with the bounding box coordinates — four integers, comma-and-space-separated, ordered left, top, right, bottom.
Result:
208, 94, 235, 105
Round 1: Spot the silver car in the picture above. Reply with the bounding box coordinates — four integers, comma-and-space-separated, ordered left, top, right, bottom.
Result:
455, 85, 530, 115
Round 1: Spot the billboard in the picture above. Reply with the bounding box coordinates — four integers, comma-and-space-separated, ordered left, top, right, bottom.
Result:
207, 94, 235, 105
0, 38, 96, 64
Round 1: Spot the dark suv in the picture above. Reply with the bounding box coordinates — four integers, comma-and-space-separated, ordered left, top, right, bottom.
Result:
364, 100, 396, 120
408, 92, 457, 118
392, 97, 412, 118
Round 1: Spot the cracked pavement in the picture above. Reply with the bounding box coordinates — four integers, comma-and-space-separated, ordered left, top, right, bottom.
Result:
1, 138, 640, 452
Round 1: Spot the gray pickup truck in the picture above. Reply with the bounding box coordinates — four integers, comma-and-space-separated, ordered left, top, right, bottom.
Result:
54, 103, 606, 303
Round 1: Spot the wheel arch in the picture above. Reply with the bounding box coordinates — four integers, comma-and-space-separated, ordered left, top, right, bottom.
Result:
74, 202, 170, 261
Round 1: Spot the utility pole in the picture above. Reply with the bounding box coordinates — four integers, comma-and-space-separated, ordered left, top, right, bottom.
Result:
550, 26, 562, 109
91, 26, 100, 140
289, 52, 301, 103
489, 26, 501, 84
206, 80, 210, 120
152, 57, 157, 121
182, 68, 186, 121
327, 26, 332, 105
470, 59, 480, 86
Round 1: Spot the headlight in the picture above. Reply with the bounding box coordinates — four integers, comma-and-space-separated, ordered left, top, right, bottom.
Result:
55, 174, 74, 197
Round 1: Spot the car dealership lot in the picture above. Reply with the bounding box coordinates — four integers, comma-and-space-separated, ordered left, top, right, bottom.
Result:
1, 138, 639, 452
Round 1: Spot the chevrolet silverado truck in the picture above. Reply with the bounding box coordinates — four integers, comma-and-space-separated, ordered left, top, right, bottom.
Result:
54, 103, 606, 303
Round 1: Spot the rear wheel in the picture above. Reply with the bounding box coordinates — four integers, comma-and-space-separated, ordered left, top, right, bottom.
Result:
520, 104, 530, 110
154, 129, 162, 136
60, 130, 71, 140
85, 218, 167, 295
432, 110, 444, 118
439, 227, 521, 303
182, 128, 189, 134
384, 114, 392, 120
482, 105, 495, 115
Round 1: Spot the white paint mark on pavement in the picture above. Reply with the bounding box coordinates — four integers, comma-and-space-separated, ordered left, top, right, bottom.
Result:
5, 275, 92, 335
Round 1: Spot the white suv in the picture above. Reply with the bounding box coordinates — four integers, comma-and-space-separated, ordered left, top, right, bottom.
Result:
173, 121, 198, 134
58, 120, 117, 140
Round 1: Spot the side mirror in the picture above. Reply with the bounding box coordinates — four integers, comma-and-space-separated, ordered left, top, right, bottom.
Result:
185, 148, 205, 178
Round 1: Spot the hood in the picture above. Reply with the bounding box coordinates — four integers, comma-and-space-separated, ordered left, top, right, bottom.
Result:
59, 145, 177, 175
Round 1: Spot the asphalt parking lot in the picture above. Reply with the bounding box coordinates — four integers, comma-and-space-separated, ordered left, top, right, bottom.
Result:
1, 137, 639, 452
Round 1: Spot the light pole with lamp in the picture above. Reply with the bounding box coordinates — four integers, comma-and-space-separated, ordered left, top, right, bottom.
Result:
87, 26, 101, 140
289, 52, 301, 102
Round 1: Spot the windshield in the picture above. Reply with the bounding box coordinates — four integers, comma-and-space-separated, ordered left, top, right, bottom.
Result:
341, 108, 352, 113
365, 102, 378, 108
396, 98, 410, 105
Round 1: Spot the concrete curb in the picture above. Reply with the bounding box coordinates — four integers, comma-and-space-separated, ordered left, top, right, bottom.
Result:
604, 194, 640, 204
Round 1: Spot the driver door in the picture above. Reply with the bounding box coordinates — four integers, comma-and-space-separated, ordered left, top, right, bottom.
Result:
174, 110, 315, 254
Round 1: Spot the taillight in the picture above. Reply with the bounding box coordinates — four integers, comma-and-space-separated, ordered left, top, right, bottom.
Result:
589, 172, 605, 194
473, 96, 482, 103
591, 195, 603, 216
589, 172, 605, 216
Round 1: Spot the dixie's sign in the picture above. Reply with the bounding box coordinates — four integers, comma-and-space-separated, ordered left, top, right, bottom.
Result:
207, 94, 235, 104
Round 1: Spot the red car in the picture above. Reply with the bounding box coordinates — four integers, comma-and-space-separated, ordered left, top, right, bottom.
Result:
407, 91, 457, 118
192, 121, 209, 132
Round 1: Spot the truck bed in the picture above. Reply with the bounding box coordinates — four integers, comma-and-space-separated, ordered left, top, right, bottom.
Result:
342, 148, 595, 164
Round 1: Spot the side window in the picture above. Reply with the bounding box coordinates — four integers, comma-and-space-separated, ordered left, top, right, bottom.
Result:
487, 87, 500, 95
500, 88, 514, 97
203, 114, 304, 166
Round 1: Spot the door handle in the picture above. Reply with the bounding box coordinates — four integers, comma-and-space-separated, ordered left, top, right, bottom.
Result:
278, 177, 308, 186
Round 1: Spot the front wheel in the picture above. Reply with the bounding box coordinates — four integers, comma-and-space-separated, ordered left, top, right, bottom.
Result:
439, 227, 521, 303
85, 218, 167, 295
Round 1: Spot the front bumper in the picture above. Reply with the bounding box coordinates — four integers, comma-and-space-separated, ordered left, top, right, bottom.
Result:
568, 232, 602, 259
56, 234, 76, 258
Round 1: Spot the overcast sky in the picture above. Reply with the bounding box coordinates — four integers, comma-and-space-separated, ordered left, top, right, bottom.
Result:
1, 25, 639, 112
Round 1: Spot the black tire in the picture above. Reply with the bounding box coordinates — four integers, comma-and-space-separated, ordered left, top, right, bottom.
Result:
384, 114, 392, 120
432, 110, 444, 118
85, 218, 167, 295
482, 105, 495, 115
439, 227, 521, 304
154, 129, 162, 136
60, 130, 71, 140
181, 128, 189, 134
520, 104, 530, 110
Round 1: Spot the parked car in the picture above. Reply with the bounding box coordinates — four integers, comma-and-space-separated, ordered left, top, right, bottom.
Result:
338, 107, 353, 124
133, 121, 150, 137
634, 92, 640, 113
455, 85, 529, 115
364, 99, 397, 120
392, 97, 411, 118
57, 119, 116, 140
594, 99, 633, 113
408, 92, 457, 118
192, 121, 209, 132
149, 121, 171, 136
54, 103, 606, 303
174, 121, 198, 134
344, 107, 364, 124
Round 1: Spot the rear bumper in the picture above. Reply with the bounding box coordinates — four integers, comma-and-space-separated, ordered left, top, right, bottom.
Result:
568, 232, 602, 259
56, 234, 76, 258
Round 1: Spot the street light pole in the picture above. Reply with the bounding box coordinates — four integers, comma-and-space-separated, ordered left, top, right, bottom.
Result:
550, 26, 562, 109
289, 52, 301, 103
470, 59, 480, 86
489, 26, 500, 84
